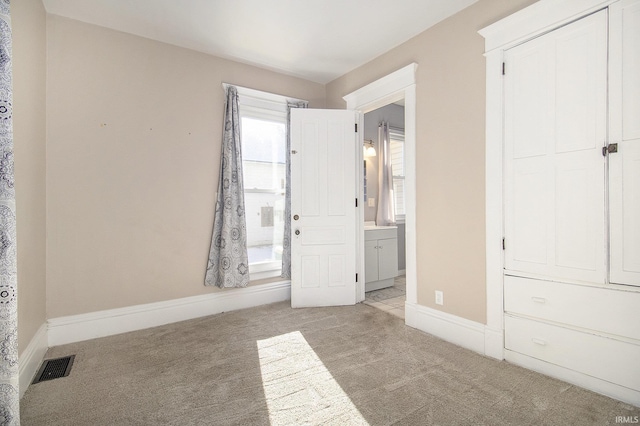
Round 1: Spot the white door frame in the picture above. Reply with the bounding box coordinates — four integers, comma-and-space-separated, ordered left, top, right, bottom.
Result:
479, 0, 617, 360
344, 63, 418, 313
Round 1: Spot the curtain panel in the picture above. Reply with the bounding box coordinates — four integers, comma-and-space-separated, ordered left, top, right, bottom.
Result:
376, 122, 396, 226
205, 86, 250, 288
281, 100, 308, 279
0, 1, 20, 423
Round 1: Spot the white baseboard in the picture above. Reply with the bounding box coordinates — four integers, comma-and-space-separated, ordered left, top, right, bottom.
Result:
484, 326, 504, 360
505, 349, 640, 408
48, 281, 291, 347
405, 302, 487, 355
19, 323, 48, 399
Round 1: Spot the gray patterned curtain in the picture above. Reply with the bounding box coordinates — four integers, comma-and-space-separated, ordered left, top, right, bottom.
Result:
0, 1, 19, 423
205, 86, 250, 288
376, 122, 396, 226
281, 100, 308, 279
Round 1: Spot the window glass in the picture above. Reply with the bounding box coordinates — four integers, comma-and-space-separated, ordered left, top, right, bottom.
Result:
241, 117, 286, 190
240, 114, 286, 272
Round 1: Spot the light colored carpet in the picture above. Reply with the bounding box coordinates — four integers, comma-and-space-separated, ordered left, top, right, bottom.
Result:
21, 301, 639, 425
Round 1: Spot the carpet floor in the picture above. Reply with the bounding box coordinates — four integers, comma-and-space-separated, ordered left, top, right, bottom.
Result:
20, 301, 639, 425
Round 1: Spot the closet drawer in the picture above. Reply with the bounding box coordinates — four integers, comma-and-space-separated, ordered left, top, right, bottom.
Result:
504, 275, 640, 340
505, 315, 640, 392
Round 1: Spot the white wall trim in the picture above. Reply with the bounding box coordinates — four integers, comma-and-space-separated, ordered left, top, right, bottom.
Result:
19, 323, 48, 399
343, 64, 417, 110
344, 63, 418, 307
505, 350, 640, 407
479, 0, 616, 53
405, 302, 486, 355
48, 281, 291, 347
483, 48, 506, 361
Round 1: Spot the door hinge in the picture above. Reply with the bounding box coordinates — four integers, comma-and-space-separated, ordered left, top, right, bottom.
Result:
356, 273, 358, 282
355, 123, 358, 133
355, 198, 358, 207
502, 62, 506, 75
602, 143, 618, 157
502, 238, 506, 250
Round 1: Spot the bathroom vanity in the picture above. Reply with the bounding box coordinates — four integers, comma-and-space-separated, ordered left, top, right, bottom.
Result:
364, 225, 398, 292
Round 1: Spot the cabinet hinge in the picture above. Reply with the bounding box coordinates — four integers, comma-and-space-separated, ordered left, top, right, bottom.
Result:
502, 62, 506, 75
602, 143, 618, 157
502, 238, 506, 250
355, 123, 358, 133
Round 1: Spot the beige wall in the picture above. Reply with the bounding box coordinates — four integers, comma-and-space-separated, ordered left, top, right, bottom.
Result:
19, 0, 539, 326
326, 0, 536, 323
13, 0, 48, 353
46, 16, 325, 318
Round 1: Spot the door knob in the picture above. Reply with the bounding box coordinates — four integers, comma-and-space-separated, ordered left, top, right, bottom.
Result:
293, 214, 299, 220
295, 230, 301, 236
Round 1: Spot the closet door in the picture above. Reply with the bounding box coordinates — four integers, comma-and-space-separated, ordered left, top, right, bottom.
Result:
610, 0, 640, 286
503, 10, 607, 284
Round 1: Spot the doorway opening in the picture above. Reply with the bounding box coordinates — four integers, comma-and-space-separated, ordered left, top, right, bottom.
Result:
361, 102, 407, 319
344, 63, 417, 323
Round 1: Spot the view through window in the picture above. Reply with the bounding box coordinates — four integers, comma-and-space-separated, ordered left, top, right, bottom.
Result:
240, 111, 287, 276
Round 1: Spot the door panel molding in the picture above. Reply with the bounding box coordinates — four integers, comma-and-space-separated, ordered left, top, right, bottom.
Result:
290, 109, 358, 307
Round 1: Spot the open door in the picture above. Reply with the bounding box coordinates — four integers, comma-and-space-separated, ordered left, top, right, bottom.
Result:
290, 109, 360, 307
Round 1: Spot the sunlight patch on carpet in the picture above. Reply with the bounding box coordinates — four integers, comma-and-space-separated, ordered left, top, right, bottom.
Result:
257, 331, 369, 425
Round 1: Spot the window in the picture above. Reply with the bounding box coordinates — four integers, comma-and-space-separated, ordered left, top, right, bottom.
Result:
389, 128, 405, 221
238, 100, 287, 279
231, 86, 307, 280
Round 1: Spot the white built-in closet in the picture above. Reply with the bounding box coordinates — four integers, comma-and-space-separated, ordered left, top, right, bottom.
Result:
481, 0, 640, 406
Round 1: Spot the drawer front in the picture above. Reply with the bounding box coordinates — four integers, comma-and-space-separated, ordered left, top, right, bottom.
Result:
365, 228, 396, 241
504, 275, 640, 340
505, 315, 640, 392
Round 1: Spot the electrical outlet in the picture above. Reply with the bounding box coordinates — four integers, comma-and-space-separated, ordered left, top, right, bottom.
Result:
435, 290, 444, 306
368, 197, 375, 207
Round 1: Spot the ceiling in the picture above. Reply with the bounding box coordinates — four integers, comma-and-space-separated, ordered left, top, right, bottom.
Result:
42, 0, 478, 84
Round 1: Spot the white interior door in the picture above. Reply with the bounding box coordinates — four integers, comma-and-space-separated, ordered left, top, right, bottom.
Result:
290, 109, 359, 307
504, 10, 607, 284
610, 0, 640, 286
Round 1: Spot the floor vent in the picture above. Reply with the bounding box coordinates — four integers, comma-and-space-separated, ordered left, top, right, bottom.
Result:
32, 355, 75, 384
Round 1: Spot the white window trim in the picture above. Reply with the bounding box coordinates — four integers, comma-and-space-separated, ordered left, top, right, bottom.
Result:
389, 127, 405, 141
222, 83, 305, 113
249, 261, 283, 281
389, 127, 406, 222
240, 104, 286, 123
